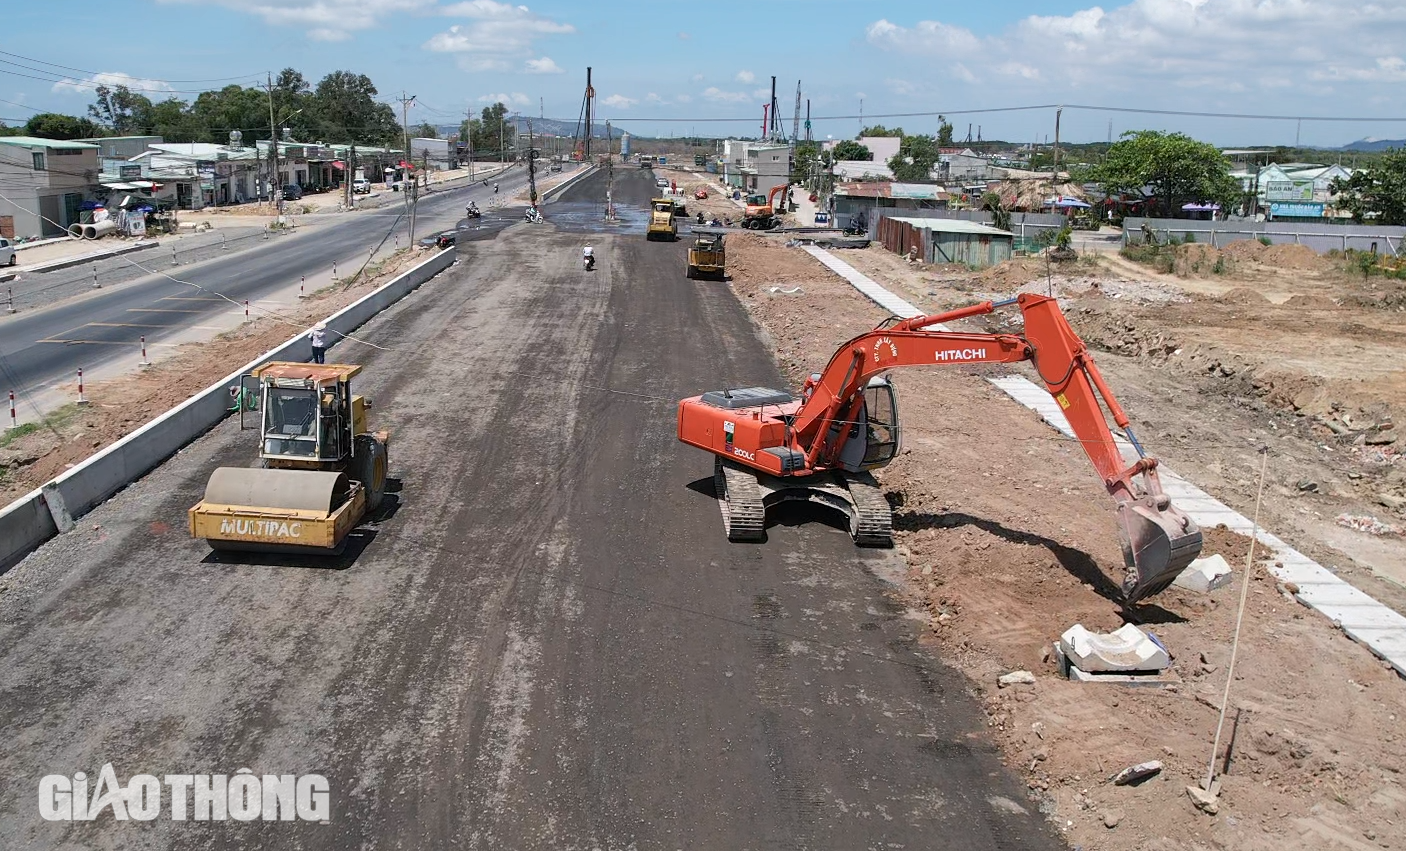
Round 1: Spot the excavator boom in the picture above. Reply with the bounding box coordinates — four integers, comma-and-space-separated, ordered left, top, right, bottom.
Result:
677, 293, 1202, 604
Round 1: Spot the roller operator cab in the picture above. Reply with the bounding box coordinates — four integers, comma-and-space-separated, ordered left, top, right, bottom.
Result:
189, 362, 390, 555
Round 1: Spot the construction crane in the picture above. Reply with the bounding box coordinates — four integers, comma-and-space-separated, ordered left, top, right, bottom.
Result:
792, 80, 802, 144
676, 294, 1203, 604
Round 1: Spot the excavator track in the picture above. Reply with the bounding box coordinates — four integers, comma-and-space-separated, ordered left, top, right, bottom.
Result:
844, 473, 893, 547
715, 457, 766, 541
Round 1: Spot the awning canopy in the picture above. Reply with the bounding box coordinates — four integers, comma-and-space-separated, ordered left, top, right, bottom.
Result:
1181, 202, 1221, 211
1044, 196, 1091, 209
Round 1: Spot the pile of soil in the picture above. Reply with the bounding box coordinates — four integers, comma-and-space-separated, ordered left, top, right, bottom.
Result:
1263, 243, 1328, 271
1222, 239, 1268, 261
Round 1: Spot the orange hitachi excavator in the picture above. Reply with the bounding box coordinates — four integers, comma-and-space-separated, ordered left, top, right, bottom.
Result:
677, 292, 1203, 604
742, 184, 787, 230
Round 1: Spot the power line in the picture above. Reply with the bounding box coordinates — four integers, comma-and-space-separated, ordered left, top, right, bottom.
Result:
0, 63, 259, 96
0, 50, 265, 84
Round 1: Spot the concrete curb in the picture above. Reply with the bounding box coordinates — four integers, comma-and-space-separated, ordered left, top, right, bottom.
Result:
20, 240, 160, 275
541, 165, 597, 202
802, 243, 1406, 677
0, 248, 455, 573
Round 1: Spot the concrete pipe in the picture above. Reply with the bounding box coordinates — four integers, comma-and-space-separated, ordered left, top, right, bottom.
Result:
68, 223, 85, 238
82, 221, 116, 240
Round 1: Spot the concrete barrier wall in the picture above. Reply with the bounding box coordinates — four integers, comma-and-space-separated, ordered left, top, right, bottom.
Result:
541, 165, 597, 201
0, 247, 455, 572
1123, 216, 1406, 255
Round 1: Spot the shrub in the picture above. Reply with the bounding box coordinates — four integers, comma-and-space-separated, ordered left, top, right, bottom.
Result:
1258, 236, 1272, 246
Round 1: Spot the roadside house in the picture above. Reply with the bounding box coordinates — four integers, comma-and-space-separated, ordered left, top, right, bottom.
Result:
0, 136, 100, 239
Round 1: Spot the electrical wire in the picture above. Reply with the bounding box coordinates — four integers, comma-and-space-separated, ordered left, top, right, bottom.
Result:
0, 62, 259, 96
0, 50, 265, 84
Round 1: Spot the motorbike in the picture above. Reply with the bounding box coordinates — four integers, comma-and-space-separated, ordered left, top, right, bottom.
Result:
583, 253, 595, 271
465, 205, 482, 219
524, 207, 543, 223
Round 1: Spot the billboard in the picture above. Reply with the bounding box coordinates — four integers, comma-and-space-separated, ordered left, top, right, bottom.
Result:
1269, 201, 1325, 218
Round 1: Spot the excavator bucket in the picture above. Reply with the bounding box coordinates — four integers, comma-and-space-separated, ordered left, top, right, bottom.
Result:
1116, 496, 1204, 604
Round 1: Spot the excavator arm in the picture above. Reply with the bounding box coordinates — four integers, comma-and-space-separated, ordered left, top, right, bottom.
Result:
677, 292, 1202, 603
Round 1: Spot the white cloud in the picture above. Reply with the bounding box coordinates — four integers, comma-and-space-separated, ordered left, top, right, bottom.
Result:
602, 94, 637, 109
675, 93, 692, 103
52, 72, 175, 95
702, 87, 751, 103
734, 70, 755, 84
677, 31, 691, 40
157, 0, 431, 42
865, 1, 1406, 105
751, 88, 770, 100
885, 78, 916, 95
425, 0, 574, 70
478, 92, 531, 106
524, 56, 564, 74
691, 73, 705, 82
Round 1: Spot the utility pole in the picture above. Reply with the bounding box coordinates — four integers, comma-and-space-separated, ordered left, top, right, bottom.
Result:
265, 73, 277, 210
605, 119, 615, 221
345, 144, 355, 209
1053, 106, 1063, 179
527, 119, 538, 207
768, 76, 779, 141
465, 106, 475, 178
584, 66, 595, 161
396, 92, 417, 244
804, 99, 812, 142
858, 97, 863, 137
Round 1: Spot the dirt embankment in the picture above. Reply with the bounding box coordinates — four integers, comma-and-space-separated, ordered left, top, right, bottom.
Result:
0, 249, 429, 505
720, 232, 1406, 851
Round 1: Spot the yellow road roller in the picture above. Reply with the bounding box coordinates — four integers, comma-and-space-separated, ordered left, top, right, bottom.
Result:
189, 362, 389, 554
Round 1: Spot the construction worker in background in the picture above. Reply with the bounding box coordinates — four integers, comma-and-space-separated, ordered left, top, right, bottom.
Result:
309, 323, 328, 364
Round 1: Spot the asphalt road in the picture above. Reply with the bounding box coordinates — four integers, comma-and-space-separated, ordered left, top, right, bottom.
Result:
0, 163, 539, 403
0, 167, 1059, 849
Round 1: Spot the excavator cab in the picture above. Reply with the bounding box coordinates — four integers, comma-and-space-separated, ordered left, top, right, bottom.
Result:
834, 377, 902, 473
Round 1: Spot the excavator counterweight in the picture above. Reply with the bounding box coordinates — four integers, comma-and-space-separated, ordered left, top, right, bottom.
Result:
677, 293, 1202, 605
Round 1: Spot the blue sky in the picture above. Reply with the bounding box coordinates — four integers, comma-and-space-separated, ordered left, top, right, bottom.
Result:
4, 0, 1406, 147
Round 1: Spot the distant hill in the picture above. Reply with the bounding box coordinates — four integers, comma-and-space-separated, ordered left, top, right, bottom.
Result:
1339, 138, 1406, 152
431, 117, 623, 141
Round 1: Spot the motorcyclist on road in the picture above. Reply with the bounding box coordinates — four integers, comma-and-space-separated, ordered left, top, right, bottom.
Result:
696, 211, 705, 225
466, 201, 479, 217
582, 245, 595, 270
493, 182, 499, 194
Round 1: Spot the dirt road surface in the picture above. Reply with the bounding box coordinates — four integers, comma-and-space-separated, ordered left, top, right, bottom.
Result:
0, 168, 1059, 849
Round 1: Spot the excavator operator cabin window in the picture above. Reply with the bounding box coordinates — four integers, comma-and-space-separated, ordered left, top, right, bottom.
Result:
862, 379, 900, 468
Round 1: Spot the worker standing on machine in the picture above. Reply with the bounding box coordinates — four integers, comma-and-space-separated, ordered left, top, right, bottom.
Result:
309, 322, 328, 364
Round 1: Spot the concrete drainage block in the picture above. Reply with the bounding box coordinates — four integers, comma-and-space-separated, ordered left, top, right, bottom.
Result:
1056, 623, 1179, 687
1174, 553, 1234, 593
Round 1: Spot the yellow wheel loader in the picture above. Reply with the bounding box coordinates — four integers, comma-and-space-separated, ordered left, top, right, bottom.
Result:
189, 362, 389, 554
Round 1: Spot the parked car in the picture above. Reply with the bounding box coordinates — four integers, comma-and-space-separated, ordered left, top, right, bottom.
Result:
353, 178, 371, 194
0, 237, 15, 267
282, 184, 303, 201
419, 230, 458, 250
655, 178, 670, 189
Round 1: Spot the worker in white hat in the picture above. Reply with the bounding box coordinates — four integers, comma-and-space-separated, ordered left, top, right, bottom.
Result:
309, 322, 328, 364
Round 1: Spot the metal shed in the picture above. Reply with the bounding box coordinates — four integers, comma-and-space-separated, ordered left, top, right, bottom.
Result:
877, 215, 1014, 268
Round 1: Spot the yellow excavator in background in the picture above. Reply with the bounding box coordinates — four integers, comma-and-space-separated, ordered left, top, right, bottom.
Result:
189, 362, 389, 554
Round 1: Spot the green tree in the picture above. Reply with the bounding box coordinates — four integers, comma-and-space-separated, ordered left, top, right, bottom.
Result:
1084, 130, 1238, 217
833, 140, 872, 161
981, 191, 1011, 232
190, 85, 265, 142
412, 121, 439, 139
312, 71, 398, 145
860, 125, 904, 137
23, 113, 100, 140
1331, 148, 1406, 225
887, 134, 940, 182
935, 114, 954, 147
149, 98, 205, 142
87, 85, 154, 134
791, 140, 833, 185
472, 102, 510, 159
